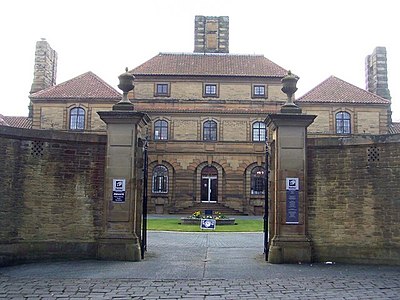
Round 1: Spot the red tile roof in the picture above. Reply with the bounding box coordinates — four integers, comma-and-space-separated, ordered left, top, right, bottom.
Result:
296, 76, 390, 105
0, 114, 32, 129
131, 53, 287, 77
389, 122, 400, 134
29, 71, 121, 100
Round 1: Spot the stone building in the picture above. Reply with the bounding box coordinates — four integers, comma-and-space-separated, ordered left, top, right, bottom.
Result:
2, 16, 399, 266
295, 76, 391, 135
29, 71, 121, 132
23, 16, 398, 214
129, 52, 287, 214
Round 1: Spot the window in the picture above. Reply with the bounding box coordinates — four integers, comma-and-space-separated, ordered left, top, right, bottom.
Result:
336, 111, 351, 134
154, 120, 168, 140
203, 120, 217, 141
252, 84, 266, 98
204, 84, 218, 97
69, 107, 85, 130
155, 83, 170, 96
152, 165, 168, 193
251, 166, 265, 195
252, 122, 266, 142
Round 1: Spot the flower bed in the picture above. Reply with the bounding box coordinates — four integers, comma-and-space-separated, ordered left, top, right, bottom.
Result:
180, 217, 236, 225
180, 211, 236, 225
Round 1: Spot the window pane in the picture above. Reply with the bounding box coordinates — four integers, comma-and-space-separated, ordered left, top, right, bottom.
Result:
152, 165, 168, 193
252, 122, 266, 141
254, 85, 265, 96
251, 166, 265, 195
205, 84, 217, 95
70, 108, 85, 130
77, 115, 85, 129
336, 112, 351, 134
154, 120, 168, 140
203, 120, 217, 140
157, 84, 168, 95
70, 115, 77, 130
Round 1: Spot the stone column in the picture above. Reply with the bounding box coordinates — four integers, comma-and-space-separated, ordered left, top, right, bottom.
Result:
265, 71, 316, 263
97, 69, 150, 261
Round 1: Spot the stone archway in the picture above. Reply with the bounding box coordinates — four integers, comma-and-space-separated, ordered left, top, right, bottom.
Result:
195, 162, 224, 204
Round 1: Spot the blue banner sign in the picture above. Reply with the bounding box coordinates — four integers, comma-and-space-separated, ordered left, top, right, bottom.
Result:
286, 190, 299, 224
286, 178, 299, 224
112, 179, 126, 203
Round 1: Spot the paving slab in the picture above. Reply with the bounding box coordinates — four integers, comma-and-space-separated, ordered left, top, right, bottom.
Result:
0, 231, 399, 299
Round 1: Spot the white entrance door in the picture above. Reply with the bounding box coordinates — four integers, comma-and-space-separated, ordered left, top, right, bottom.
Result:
201, 175, 217, 202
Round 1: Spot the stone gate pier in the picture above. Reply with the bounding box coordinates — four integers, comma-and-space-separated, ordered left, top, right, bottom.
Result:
265, 71, 316, 263
97, 69, 149, 261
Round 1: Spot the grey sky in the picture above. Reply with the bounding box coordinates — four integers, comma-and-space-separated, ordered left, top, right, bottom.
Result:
1, 0, 399, 121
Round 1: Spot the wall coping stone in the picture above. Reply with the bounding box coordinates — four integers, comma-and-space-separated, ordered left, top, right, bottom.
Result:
308, 133, 400, 147
0, 125, 107, 144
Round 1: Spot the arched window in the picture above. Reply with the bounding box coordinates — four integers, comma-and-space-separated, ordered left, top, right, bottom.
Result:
154, 120, 168, 140
336, 111, 351, 134
69, 107, 85, 130
203, 120, 217, 141
252, 122, 266, 142
152, 165, 168, 193
251, 166, 265, 195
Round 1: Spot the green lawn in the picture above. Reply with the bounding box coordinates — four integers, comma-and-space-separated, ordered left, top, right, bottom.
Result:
147, 218, 263, 232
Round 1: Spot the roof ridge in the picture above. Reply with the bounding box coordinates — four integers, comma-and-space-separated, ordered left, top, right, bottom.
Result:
130, 53, 287, 77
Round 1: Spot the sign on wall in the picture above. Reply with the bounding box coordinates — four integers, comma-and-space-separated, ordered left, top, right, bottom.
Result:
286, 178, 299, 224
112, 179, 126, 203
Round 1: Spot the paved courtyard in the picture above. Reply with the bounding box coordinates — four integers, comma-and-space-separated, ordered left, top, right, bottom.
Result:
1, 231, 399, 299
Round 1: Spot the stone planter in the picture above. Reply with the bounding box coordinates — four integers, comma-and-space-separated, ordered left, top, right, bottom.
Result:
180, 217, 236, 225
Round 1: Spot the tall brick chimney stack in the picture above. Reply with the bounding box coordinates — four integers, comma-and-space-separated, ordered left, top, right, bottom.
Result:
365, 47, 391, 100
30, 39, 58, 94
194, 16, 229, 54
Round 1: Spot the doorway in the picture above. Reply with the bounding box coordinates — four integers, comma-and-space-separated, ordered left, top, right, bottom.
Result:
201, 166, 218, 202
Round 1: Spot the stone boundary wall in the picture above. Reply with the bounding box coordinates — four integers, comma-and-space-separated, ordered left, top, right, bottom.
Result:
0, 126, 106, 266
307, 134, 400, 265
1, 125, 399, 266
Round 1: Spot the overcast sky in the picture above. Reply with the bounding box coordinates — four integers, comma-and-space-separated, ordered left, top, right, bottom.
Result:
1, 0, 399, 121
